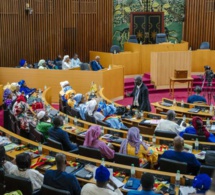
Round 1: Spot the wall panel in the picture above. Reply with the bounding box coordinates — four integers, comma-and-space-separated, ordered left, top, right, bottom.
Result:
184, 0, 215, 50
0, 0, 113, 67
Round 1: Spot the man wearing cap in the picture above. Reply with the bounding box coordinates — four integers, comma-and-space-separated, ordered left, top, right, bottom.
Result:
81, 165, 122, 195
193, 174, 211, 194
36, 111, 52, 141
127, 76, 151, 112
187, 85, 206, 103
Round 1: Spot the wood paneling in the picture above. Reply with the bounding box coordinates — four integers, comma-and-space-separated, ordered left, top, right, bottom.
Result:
184, 0, 215, 50
0, 0, 113, 67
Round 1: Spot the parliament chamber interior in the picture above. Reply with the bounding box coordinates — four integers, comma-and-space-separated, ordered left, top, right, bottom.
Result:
1, 0, 215, 194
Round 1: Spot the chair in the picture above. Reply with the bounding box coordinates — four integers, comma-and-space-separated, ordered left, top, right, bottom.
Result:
80, 63, 90, 70
128, 35, 138, 43
47, 138, 63, 150
4, 174, 38, 195
85, 113, 96, 124
155, 130, 177, 138
200, 42, 210, 49
114, 152, 139, 167
67, 106, 81, 119
156, 33, 167, 44
199, 165, 215, 177
79, 145, 102, 159
41, 184, 70, 195
96, 120, 110, 127
59, 95, 67, 114
159, 158, 187, 174
29, 126, 44, 143
8, 110, 17, 133
110, 45, 120, 54
205, 150, 215, 166
183, 133, 207, 142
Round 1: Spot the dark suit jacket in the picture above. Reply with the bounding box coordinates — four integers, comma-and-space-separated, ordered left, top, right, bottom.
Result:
131, 84, 151, 112
91, 60, 103, 71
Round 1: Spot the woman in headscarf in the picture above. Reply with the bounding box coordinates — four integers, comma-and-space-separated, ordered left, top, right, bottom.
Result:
119, 127, 158, 166
180, 116, 215, 142
3, 88, 13, 108
12, 95, 30, 138
19, 59, 29, 69
10, 82, 21, 100
18, 80, 36, 96
83, 126, 114, 159
38, 59, 48, 69
59, 81, 72, 102
62, 55, 71, 70
65, 89, 76, 107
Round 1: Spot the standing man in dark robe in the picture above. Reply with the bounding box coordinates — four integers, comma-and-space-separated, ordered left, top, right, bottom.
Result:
127, 76, 151, 112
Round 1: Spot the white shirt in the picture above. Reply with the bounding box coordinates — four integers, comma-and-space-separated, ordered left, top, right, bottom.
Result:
93, 111, 105, 121
81, 183, 123, 195
155, 119, 185, 134
71, 58, 81, 68
4, 161, 44, 190
62, 61, 71, 70
38, 66, 47, 69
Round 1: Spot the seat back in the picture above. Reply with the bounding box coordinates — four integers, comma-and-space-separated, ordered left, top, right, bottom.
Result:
159, 158, 187, 174
156, 33, 167, 44
128, 35, 138, 43
8, 110, 17, 133
199, 165, 215, 177
59, 94, 67, 113
67, 107, 81, 118
183, 133, 206, 141
110, 45, 120, 53
41, 184, 70, 195
200, 42, 210, 49
79, 145, 101, 159
205, 150, 215, 166
80, 63, 90, 70
85, 113, 96, 123
114, 152, 139, 167
4, 174, 33, 194
96, 120, 110, 127
155, 130, 177, 138
47, 138, 63, 150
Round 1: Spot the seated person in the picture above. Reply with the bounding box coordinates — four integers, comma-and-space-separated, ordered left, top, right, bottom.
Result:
19, 59, 29, 69
10, 82, 21, 100
6, 153, 44, 191
187, 86, 206, 104
91, 56, 104, 71
0, 145, 13, 174
65, 89, 76, 107
18, 80, 36, 97
73, 93, 88, 120
127, 173, 158, 195
87, 99, 127, 129
59, 81, 72, 102
71, 53, 81, 68
206, 172, 215, 195
193, 174, 211, 194
46, 59, 58, 69
44, 153, 81, 195
54, 54, 62, 64
155, 110, 185, 134
3, 88, 13, 108
159, 136, 201, 175
48, 116, 78, 151
12, 95, 30, 138
38, 59, 48, 69
119, 127, 158, 167
83, 125, 114, 159
81, 165, 122, 195
62, 55, 71, 70
180, 116, 215, 142
36, 111, 52, 141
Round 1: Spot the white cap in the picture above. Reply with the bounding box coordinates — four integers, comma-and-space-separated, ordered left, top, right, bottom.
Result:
37, 111, 46, 120
60, 81, 69, 88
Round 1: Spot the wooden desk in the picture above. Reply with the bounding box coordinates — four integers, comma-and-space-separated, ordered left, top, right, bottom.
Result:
0, 66, 124, 103
169, 77, 193, 98
0, 85, 3, 106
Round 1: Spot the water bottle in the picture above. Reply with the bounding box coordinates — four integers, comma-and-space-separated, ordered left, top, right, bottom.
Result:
38, 88, 42, 98
181, 100, 184, 107
210, 104, 213, 113
152, 134, 156, 146
101, 158, 105, 166
101, 126, 104, 135
64, 115, 68, 124
114, 50, 116, 54
44, 85, 47, 90
195, 138, 199, 151
183, 115, 186, 122
130, 164, 136, 178
175, 170, 180, 187
206, 118, 211, 129
173, 98, 176, 106
74, 116, 77, 126
38, 142, 42, 155
139, 134, 143, 141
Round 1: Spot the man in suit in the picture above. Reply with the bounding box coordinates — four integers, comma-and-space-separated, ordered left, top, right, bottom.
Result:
127, 76, 151, 112
91, 56, 104, 71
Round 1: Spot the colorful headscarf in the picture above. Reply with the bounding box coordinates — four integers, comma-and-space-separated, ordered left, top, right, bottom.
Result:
63, 86, 72, 93
193, 174, 211, 193
120, 127, 148, 154
65, 89, 76, 100
16, 95, 26, 103
19, 59, 26, 67
3, 89, 12, 100
60, 81, 69, 88
38, 59, 46, 67
102, 104, 116, 117
18, 80, 25, 87
86, 99, 97, 116
83, 126, 101, 146
73, 93, 83, 105
192, 116, 210, 138
37, 111, 46, 120
10, 83, 19, 92
63, 55, 69, 62
95, 165, 110, 182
